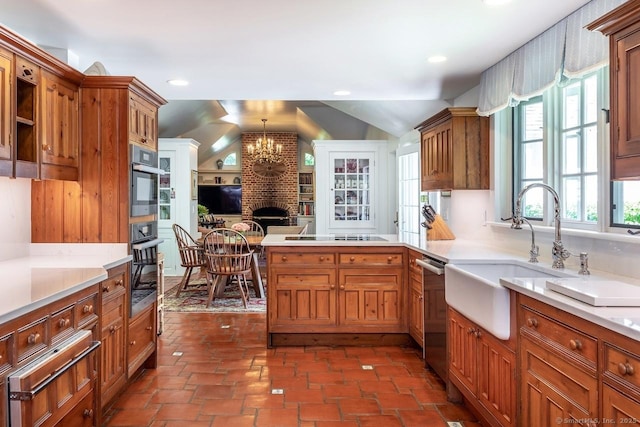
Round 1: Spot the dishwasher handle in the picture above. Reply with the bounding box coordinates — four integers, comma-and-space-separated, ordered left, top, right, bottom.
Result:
416, 258, 445, 275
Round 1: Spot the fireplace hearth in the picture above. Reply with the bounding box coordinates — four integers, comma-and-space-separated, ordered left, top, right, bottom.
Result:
252, 206, 291, 233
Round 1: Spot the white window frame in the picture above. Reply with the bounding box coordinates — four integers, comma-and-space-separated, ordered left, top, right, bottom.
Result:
512, 67, 609, 232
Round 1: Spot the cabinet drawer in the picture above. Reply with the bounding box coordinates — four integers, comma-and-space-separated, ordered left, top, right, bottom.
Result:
520, 305, 597, 365
17, 317, 48, 362
51, 305, 74, 344
339, 253, 403, 265
101, 271, 126, 298
604, 343, 640, 391
128, 304, 156, 375
0, 333, 13, 374
75, 293, 98, 329
270, 252, 335, 265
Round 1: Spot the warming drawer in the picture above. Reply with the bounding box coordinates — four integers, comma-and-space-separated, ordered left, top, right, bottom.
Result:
8, 330, 100, 427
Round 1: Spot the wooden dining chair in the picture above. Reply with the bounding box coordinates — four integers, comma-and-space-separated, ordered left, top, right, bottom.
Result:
172, 224, 208, 297
242, 220, 265, 237
202, 228, 254, 308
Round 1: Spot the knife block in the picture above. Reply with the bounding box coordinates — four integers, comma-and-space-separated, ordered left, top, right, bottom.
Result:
427, 215, 455, 241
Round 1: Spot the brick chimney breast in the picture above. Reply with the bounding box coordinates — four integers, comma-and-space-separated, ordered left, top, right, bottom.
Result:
241, 132, 298, 221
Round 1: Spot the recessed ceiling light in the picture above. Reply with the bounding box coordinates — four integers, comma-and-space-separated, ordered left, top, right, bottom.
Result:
482, 0, 512, 6
427, 55, 447, 63
333, 90, 351, 96
167, 79, 189, 86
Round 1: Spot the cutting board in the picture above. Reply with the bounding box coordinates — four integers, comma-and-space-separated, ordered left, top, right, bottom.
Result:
427, 215, 455, 241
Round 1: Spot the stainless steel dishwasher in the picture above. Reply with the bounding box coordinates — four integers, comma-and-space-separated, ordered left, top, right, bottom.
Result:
416, 255, 447, 383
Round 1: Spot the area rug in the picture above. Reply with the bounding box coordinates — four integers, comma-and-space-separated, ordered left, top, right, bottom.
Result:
164, 278, 266, 313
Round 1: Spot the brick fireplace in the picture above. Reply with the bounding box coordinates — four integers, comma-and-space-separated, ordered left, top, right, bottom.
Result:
241, 132, 298, 223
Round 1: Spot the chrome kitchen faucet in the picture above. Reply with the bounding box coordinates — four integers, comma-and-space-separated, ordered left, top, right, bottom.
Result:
512, 183, 570, 269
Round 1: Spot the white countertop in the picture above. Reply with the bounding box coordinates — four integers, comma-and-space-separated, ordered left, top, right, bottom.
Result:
263, 233, 640, 341
0, 244, 131, 323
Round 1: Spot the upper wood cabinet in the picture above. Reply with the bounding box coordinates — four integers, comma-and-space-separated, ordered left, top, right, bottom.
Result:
588, 0, 640, 180
0, 47, 12, 177
415, 107, 489, 191
40, 69, 80, 181
0, 26, 83, 181
129, 92, 158, 150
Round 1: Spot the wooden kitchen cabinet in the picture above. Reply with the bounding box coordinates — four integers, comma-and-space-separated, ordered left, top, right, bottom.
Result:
601, 329, 640, 425
0, 46, 11, 177
415, 107, 489, 191
129, 92, 158, 150
518, 295, 598, 426
408, 251, 424, 348
589, 1, 640, 180
267, 246, 406, 346
99, 264, 127, 408
448, 307, 516, 427
39, 69, 80, 181
127, 301, 156, 378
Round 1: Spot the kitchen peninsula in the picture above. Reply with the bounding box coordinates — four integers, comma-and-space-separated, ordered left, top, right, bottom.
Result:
262, 233, 640, 426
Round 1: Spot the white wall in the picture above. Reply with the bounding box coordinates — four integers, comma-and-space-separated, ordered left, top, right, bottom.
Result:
0, 178, 31, 261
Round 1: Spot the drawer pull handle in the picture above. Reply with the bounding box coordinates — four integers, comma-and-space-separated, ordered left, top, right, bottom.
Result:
102, 284, 111, 292
109, 325, 116, 334
319, 256, 324, 261
58, 318, 70, 328
130, 340, 136, 346
526, 318, 538, 328
569, 339, 582, 351
83, 409, 94, 418
83, 304, 94, 314
387, 256, 393, 263
146, 326, 153, 331
618, 362, 635, 376
350, 256, 355, 262
339, 285, 345, 290
281, 256, 287, 262
116, 279, 124, 287
27, 333, 40, 345
330, 284, 335, 290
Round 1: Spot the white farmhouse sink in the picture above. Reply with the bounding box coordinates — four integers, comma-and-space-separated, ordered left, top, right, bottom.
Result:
445, 261, 571, 340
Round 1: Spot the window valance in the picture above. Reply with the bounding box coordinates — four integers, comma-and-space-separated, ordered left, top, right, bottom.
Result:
477, 0, 626, 116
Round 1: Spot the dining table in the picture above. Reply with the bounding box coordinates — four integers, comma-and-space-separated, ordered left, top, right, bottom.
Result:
197, 227, 265, 299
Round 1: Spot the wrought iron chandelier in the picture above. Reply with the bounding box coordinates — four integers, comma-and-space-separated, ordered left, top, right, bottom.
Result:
247, 118, 283, 164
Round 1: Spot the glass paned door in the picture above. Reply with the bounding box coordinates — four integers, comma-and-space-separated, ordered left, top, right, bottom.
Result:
158, 153, 175, 224
330, 153, 374, 229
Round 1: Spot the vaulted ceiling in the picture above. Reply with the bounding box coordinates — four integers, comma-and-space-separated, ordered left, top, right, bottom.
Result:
2, 0, 591, 164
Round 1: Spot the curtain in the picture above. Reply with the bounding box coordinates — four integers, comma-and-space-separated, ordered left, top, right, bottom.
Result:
477, 0, 626, 116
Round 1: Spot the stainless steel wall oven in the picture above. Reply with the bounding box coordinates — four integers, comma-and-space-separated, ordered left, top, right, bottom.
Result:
130, 145, 163, 217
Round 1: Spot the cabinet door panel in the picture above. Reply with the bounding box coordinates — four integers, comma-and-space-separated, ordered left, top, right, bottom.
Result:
338, 268, 402, 328
448, 309, 476, 394
269, 268, 336, 329
602, 385, 640, 425
477, 331, 516, 426
0, 47, 11, 173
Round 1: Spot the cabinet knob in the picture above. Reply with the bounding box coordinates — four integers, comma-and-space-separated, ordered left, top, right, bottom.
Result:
102, 284, 111, 292
116, 279, 124, 287
387, 256, 393, 263
130, 340, 136, 346
467, 327, 475, 335
58, 318, 70, 328
330, 284, 335, 290
27, 333, 40, 345
339, 285, 345, 290
42, 143, 50, 152
569, 339, 582, 351
281, 256, 287, 262
146, 326, 153, 331
109, 325, 116, 334
83, 304, 94, 314
83, 409, 94, 418
319, 256, 324, 261
618, 362, 635, 376
526, 318, 538, 328
349, 256, 355, 262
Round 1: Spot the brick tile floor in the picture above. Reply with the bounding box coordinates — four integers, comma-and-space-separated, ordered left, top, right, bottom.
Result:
103, 310, 482, 426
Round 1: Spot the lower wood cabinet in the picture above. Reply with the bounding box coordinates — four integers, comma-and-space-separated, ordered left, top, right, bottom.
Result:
448, 307, 516, 427
407, 251, 424, 348
127, 302, 156, 377
267, 246, 405, 344
100, 265, 127, 407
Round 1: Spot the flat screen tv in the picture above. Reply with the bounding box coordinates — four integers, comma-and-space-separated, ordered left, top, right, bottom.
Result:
197, 185, 242, 215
